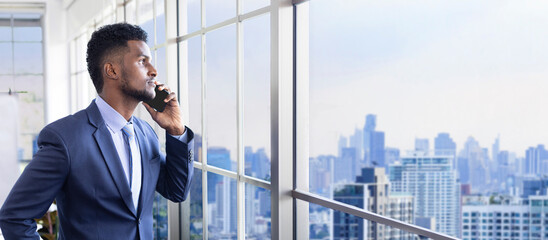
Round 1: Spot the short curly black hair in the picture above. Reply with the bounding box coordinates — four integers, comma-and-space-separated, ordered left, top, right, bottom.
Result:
86, 23, 148, 93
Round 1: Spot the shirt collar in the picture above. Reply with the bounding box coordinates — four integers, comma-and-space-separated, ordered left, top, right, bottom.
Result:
95, 96, 133, 133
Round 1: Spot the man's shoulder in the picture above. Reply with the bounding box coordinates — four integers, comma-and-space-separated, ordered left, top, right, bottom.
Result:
42, 108, 90, 135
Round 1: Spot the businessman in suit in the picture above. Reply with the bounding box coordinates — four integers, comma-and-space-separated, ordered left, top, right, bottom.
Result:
0, 23, 194, 239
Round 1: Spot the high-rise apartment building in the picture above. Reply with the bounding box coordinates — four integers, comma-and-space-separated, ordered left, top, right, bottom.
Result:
334, 167, 414, 240
462, 195, 548, 240
389, 151, 460, 237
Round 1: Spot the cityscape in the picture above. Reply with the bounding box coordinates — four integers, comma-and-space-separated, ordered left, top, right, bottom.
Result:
183, 112, 548, 240
310, 113, 548, 240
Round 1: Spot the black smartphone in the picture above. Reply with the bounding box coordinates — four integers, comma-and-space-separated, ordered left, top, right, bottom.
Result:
145, 85, 169, 112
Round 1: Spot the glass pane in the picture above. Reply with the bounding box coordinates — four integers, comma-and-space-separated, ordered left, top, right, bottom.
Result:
152, 193, 168, 240
14, 43, 42, 74
182, 0, 201, 34
305, 1, 548, 238
243, 14, 271, 181
245, 183, 271, 239
155, 47, 166, 85
155, 0, 166, 45
0, 43, 13, 74
0, 75, 13, 92
205, 0, 236, 27
15, 75, 44, 161
207, 172, 237, 239
243, 0, 270, 14
138, 0, 154, 45
13, 27, 42, 42
125, 0, 137, 24
189, 169, 203, 239
206, 25, 236, 171
77, 35, 87, 72
0, 27, 11, 41
14, 75, 43, 100
185, 37, 202, 161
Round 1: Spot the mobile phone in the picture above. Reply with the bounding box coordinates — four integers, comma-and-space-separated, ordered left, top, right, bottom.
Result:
145, 85, 169, 112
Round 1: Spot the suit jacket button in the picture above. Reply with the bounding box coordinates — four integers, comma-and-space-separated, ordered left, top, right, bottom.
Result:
138, 218, 141, 224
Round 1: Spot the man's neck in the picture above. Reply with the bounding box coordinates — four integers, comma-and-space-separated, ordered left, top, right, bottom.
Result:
98, 93, 139, 121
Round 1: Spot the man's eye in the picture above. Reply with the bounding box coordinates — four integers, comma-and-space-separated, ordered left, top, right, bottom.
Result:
139, 59, 145, 63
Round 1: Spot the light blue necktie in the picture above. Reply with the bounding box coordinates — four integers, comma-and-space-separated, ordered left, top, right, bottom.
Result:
121, 122, 141, 209
122, 124, 135, 187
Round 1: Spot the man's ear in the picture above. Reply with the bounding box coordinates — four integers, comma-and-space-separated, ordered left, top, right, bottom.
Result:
104, 62, 119, 80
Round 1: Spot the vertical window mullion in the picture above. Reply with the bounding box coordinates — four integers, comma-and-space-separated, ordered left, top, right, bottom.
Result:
236, 0, 245, 239
294, 2, 310, 239
200, 0, 208, 239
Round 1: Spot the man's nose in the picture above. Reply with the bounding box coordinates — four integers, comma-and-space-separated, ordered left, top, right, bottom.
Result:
148, 65, 157, 78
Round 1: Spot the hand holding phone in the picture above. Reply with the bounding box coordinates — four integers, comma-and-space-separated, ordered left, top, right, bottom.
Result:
144, 85, 169, 112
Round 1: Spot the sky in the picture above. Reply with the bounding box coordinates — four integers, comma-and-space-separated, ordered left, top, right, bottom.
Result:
308, 0, 548, 157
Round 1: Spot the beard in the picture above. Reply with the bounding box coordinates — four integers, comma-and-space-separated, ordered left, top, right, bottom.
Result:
120, 69, 155, 102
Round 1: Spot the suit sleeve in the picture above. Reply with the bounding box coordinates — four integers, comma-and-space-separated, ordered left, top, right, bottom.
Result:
0, 127, 70, 239
156, 127, 194, 202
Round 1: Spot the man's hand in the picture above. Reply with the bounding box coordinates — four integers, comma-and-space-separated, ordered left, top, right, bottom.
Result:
143, 82, 185, 135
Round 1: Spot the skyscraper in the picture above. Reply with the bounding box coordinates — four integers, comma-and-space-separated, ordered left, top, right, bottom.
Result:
492, 136, 500, 163
363, 114, 376, 164
384, 147, 400, 167
434, 133, 456, 156
338, 135, 348, 158
335, 147, 358, 183
460, 137, 489, 191
370, 131, 385, 168
390, 151, 460, 237
350, 128, 364, 164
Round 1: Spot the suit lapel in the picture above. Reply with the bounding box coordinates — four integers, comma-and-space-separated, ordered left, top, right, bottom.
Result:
87, 101, 137, 217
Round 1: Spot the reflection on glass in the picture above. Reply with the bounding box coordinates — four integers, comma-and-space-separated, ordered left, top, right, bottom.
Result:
245, 184, 271, 239
206, 25, 237, 171
243, 14, 271, 181
189, 169, 203, 239
207, 172, 237, 239
205, 0, 235, 27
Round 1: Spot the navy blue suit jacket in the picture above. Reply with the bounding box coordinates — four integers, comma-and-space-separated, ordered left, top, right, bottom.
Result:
0, 101, 194, 239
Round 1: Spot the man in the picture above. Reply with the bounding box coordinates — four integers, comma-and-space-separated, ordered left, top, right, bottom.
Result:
0, 23, 194, 239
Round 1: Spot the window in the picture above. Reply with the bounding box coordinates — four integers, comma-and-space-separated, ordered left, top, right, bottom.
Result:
0, 12, 45, 171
